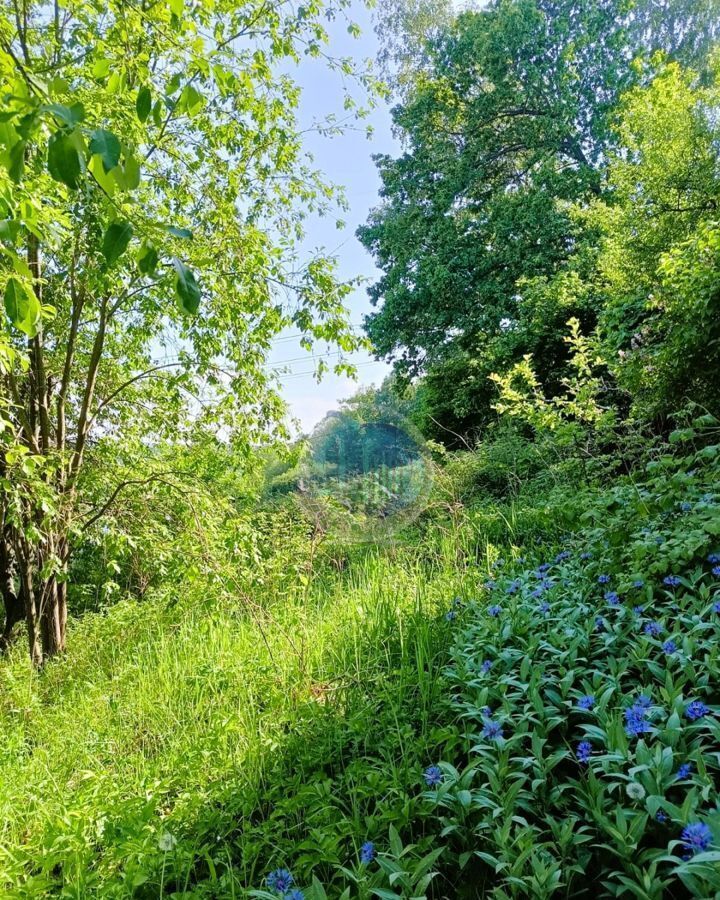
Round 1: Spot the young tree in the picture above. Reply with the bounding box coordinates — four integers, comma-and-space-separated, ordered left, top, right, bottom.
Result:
0, 0, 370, 663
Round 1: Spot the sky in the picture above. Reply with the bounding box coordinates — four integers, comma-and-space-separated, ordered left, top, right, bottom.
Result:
267, 1, 397, 435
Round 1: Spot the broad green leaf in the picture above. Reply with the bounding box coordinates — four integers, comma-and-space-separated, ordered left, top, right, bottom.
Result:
88, 129, 121, 172
92, 58, 111, 79
47, 130, 83, 188
42, 103, 85, 126
4, 278, 41, 337
169, 0, 184, 16
101, 221, 133, 265
173, 257, 201, 314
167, 225, 193, 240
7, 140, 25, 183
136, 86, 152, 122
137, 242, 158, 275
88, 153, 117, 196
122, 155, 141, 190
178, 84, 204, 116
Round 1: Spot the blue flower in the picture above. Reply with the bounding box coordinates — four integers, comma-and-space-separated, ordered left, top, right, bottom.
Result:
633, 605, 644, 616
539, 601, 551, 614
267, 870, 294, 894
664, 575, 681, 587
580, 552, 592, 561
685, 700, 709, 721
681, 822, 712, 855
360, 841, 376, 864
713, 565, 720, 577
713, 601, 720, 613
605, 591, 620, 606
643, 621, 663, 637
624, 699, 652, 738
595, 616, 605, 631
488, 605, 502, 617
680, 501, 692, 512
598, 574, 611, 585
537, 562, 552, 573
482, 718, 504, 740
662, 639, 677, 654
286, 892, 304, 900
676, 762, 693, 780
445, 610, 456, 621
481, 659, 493, 674
576, 741, 593, 763
555, 551, 571, 563
577, 695, 595, 710
633, 579, 645, 589
506, 579, 521, 595
655, 809, 668, 823
708, 553, 720, 564
484, 580, 496, 590
423, 765, 443, 787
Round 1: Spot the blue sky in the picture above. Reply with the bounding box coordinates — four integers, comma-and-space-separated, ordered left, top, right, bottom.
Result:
268, 1, 397, 434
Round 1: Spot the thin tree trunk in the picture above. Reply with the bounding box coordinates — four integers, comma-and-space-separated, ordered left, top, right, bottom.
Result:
0, 529, 24, 651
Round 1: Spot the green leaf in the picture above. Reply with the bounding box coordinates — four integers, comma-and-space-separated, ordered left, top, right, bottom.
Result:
169, 0, 184, 16
102, 221, 133, 266
119, 155, 141, 191
42, 103, 85, 126
4, 278, 41, 337
178, 84, 204, 116
137, 242, 158, 275
88, 129, 121, 172
166, 225, 193, 240
173, 258, 201, 314
7, 140, 25, 183
136, 86, 152, 122
47, 130, 83, 188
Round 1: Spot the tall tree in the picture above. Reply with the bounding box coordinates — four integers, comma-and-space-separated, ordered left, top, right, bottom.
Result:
359, 0, 720, 439
0, 0, 370, 663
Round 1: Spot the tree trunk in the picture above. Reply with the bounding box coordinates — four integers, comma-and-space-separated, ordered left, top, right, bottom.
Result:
0, 531, 24, 651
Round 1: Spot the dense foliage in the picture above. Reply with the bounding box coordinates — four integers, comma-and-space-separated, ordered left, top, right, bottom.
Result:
360, 0, 720, 440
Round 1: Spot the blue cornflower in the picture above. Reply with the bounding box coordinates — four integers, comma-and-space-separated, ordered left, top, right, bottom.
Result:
286, 892, 304, 900
555, 551, 571, 563
580, 552, 592, 561
685, 700, 710, 721
624, 700, 652, 738
633, 605, 644, 616
452, 597, 464, 609
445, 610, 456, 621
633, 579, 645, 589
595, 616, 605, 631
681, 822, 713, 855
643, 621, 663, 637
680, 501, 692, 512
423, 765, 443, 787
537, 562, 551, 574
481, 660, 493, 674
598, 574, 611, 585
656, 809, 668, 823
576, 741, 593, 763
267, 870, 294, 894
506, 579, 521, 595
488, 605, 502, 617
664, 575, 681, 587
635, 694, 652, 709
482, 718, 504, 740
676, 762, 693, 780
605, 591, 620, 606
484, 580, 496, 590
662, 639, 677, 654
360, 842, 376, 864
713, 565, 720, 577
577, 695, 595, 710
708, 553, 720, 564
539, 601, 550, 614
713, 601, 720, 613
530, 586, 545, 599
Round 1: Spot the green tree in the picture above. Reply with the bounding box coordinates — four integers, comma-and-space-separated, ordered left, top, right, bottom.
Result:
0, 0, 371, 663
359, 0, 720, 439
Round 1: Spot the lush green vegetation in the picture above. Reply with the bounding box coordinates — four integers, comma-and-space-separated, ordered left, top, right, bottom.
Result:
2, 0, 720, 898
